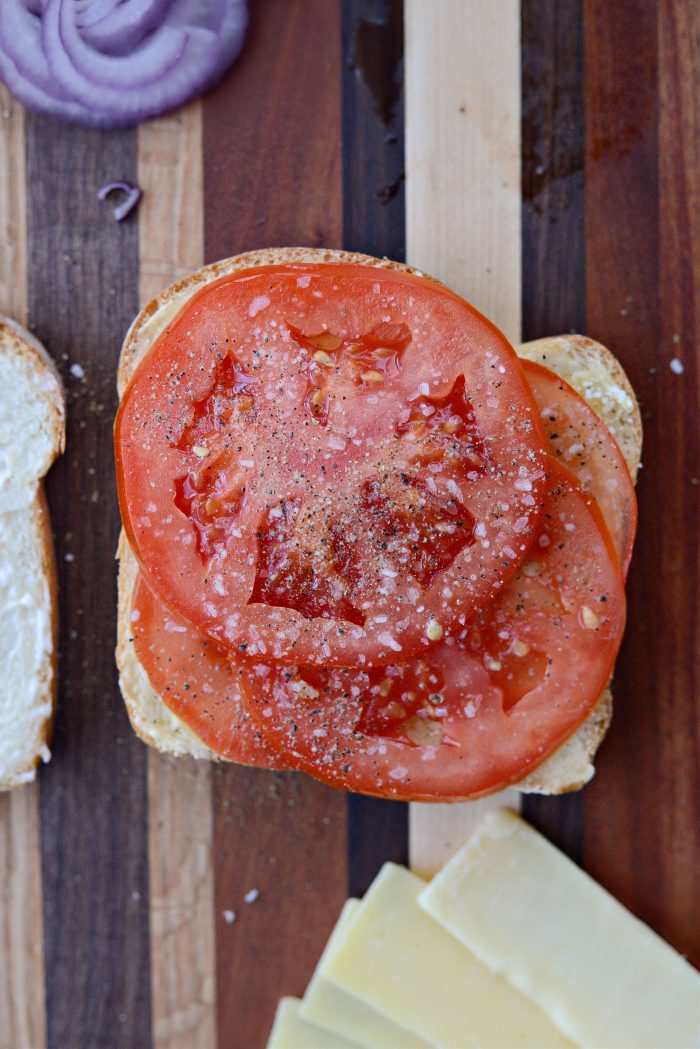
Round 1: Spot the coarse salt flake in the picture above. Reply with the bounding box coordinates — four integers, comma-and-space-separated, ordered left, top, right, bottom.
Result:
248, 295, 270, 318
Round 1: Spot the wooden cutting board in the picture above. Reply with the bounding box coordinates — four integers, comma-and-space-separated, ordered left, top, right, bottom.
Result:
0, 2, 697, 1048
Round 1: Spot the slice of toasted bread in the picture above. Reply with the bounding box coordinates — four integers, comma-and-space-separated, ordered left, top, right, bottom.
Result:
115, 251, 642, 793
0, 317, 65, 790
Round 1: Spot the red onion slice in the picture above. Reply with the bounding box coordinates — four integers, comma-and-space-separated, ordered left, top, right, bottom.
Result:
80, 0, 179, 56
97, 180, 143, 222
44, 1, 188, 92
0, 0, 247, 129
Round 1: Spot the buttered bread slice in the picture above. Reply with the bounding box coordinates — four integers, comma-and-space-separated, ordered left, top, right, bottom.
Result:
0, 317, 64, 790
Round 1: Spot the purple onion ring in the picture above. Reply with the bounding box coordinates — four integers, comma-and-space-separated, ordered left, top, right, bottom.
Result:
0, 0, 248, 128
97, 181, 143, 222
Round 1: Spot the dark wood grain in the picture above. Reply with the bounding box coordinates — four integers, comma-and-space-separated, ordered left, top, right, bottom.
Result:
202, 4, 348, 1047
342, 0, 409, 896
583, 0, 700, 965
203, 0, 342, 254
342, 0, 405, 262
26, 119, 152, 1049
520, 1, 586, 861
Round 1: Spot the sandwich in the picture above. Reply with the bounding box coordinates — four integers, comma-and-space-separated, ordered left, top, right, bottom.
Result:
0, 317, 64, 790
115, 248, 641, 800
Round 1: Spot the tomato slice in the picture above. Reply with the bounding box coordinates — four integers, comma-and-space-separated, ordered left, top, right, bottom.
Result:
130, 571, 283, 768
116, 263, 547, 668
234, 459, 626, 801
522, 360, 637, 574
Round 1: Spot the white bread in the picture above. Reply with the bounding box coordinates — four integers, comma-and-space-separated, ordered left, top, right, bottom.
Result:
115, 251, 642, 793
0, 317, 65, 790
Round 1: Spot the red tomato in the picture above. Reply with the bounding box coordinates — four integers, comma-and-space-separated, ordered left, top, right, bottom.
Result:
523, 360, 637, 574
234, 459, 626, 801
116, 264, 546, 668
130, 572, 283, 768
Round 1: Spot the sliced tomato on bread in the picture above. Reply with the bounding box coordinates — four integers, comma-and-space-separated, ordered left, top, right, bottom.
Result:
522, 359, 637, 574
233, 459, 626, 801
130, 571, 283, 769
116, 263, 547, 668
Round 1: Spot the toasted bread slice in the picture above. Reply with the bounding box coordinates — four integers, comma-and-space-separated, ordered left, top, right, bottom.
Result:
0, 317, 65, 790
115, 251, 642, 793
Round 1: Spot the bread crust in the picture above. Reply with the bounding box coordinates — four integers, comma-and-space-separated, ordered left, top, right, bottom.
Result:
0, 321, 64, 790
0, 316, 65, 464
116, 531, 215, 759
115, 249, 641, 794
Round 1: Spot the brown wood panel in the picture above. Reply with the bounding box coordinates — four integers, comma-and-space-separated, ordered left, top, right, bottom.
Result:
583, 0, 700, 965
203, 0, 342, 255
520, 0, 586, 860
26, 118, 152, 1047
202, 4, 348, 1047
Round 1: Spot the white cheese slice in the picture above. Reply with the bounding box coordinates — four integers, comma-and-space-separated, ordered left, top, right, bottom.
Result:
420, 808, 700, 1049
267, 997, 360, 1049
301, 899, 431, 1049
322, 863, 574, 1049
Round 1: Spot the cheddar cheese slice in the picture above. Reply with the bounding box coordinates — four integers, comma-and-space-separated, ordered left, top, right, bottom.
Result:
267, 997, 360, 1049
420, 809, 700, 1049
301, 899, 430, 1049
321, 863, 574, 1049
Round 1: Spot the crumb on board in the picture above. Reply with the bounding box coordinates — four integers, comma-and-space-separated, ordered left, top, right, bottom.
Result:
223, 909, 236, 924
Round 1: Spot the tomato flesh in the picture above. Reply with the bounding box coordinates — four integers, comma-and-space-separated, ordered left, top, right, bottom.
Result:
235, 459, 625, 801
130, 572, 283, 768
116, 264, 546, 667
522, 360, 637, 574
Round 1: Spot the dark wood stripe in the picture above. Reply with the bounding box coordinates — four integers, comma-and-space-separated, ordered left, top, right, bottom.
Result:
520, 0, 586, 862
583, 0, 700, 964
202, 4, 348, 1046
342, 0, 409, 895
26, 118, 152, 1048
341, 0, 405, 262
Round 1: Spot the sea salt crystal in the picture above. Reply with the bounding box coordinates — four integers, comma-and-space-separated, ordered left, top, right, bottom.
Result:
378, 631, 402, 652
248, 295, 270, 318
388, 766, 408, 781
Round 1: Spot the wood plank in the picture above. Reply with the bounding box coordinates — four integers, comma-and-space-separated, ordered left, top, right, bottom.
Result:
147, 757, 215, 1049
404, 0, 522, 876
138, 105, 204, 302
404, 0, 521, 345
342, 0, 409, 896
26, 117, 153, 1048
201, 4, 348, 1046
0, 89, 27, 321
0, 786, 46, 1049
137, 105, 217, 1049
519, 0, 587, 862
0, 85, 47, 1049
583, 0, 700, 965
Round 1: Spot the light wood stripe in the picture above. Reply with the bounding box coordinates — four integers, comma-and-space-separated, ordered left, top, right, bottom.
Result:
0, 89, 27, 321
137, 104, 217, 1049
404, 0, 522, 877
0, 85, 47, 1049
